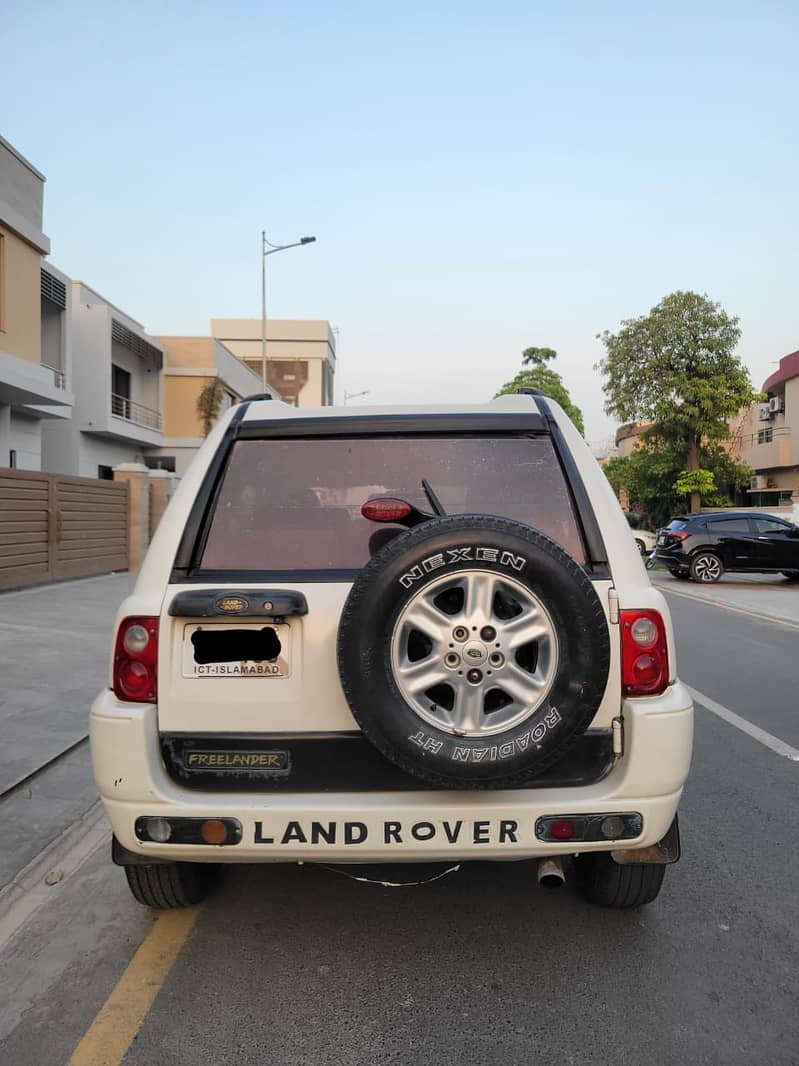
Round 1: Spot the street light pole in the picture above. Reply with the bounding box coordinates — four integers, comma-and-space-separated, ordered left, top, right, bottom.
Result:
260, 232, 316, 393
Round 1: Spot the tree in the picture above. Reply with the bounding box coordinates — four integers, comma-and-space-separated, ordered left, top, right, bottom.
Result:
603, 438, 752, 530
496, 346, 585, 435
597, 291, 760, 512
196, 378, 224, 436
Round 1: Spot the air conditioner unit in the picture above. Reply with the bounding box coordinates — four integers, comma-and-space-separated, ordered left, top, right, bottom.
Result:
750, 475, 767, 490
768, 396, 783, 413
759, 406, 772, 422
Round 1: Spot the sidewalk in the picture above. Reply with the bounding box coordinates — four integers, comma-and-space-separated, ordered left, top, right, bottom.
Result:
651, 570, 799, 627
0, 572, 136, 794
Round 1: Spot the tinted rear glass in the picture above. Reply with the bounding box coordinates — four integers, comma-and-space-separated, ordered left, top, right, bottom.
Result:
707, 518, 751, 533
666, 520, 688, 531
200, 436, 586, 571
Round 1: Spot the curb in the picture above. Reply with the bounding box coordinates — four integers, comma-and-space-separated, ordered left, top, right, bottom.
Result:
0, 800, 109, 952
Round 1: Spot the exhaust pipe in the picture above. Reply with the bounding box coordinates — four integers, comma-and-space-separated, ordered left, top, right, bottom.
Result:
537, 857, 566, 889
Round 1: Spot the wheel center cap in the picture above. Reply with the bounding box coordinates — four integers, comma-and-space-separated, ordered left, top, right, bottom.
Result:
462, 641, 487, 665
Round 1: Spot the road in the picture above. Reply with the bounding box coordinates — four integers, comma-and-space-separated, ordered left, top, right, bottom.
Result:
0, 576, 797, 1066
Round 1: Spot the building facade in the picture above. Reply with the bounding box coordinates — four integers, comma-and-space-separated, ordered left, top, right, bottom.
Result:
211, 318, 335, 406
734, 350, 799, 510
42, 281, 165, 479
0, 135, 73, 470
153, 336, 264, 474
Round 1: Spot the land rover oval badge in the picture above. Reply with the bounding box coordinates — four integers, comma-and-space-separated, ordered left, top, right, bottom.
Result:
217, 596, 249, 614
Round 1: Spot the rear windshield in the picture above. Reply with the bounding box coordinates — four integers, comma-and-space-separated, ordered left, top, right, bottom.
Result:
199, 436, 586, 572
666, 519, 688, 531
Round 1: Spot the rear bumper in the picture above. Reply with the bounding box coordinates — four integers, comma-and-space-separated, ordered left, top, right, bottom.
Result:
652, 546, 688, 568
90, 684, 693, 863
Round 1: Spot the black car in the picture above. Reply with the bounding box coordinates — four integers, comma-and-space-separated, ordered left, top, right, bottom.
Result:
653, 511, 799, 583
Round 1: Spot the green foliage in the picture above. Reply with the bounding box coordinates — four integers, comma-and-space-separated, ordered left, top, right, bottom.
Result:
196, 378, 224, 436
495, 346, 584, 435
603, 440, 752, 529
673, 469, 716, 497
596, 291, 759, 441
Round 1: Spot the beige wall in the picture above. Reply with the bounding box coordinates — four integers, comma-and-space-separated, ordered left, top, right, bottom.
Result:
161, 336, 216, 369
0, 225, 41, 364
163, 375, 210, 437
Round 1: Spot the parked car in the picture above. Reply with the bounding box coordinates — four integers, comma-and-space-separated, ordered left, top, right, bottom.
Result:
632, 529, 657, 556
653, 512, 799, 583
91, 392, 693, 911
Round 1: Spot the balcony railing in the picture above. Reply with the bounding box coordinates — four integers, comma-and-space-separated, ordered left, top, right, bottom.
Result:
111, 393, 162, 431
41, 363, 66, 389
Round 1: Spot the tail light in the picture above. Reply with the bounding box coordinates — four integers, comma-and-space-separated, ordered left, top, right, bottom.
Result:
113, 617, 159, 702
668, 531, 690, 541
620, 610, 669, 696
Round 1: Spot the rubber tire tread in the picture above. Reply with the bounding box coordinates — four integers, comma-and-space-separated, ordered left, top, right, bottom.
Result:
575, 852, 666, 908
124, 863, 222, 909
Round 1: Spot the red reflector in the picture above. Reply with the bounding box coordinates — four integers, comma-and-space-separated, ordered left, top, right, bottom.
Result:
620, 610, 669, 696
113, 616, 159, 703
550, 819, 575, 841
361, 498, 413, 523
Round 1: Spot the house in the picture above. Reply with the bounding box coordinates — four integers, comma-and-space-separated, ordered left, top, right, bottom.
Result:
211, 318, 335, 406
732, 351, 799, 511
0, 135, 73, 469
41, 280, 165, 479
152, 336, 266, 474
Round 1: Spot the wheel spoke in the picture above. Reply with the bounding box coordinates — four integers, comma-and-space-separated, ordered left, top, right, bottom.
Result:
500, 609, 550, 649
451, 681, 485, 733
402, 598, 450, 642
396, 657, 449, 694
495, 661, 548, 707
460, 572, 496, 624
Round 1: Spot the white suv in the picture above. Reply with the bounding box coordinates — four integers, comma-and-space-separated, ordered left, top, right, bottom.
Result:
91, 392, 693, 909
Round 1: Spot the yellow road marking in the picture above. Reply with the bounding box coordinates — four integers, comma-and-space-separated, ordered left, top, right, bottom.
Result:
68, 907, 199, 1066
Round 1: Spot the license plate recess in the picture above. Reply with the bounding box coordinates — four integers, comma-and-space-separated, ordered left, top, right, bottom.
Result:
181, 622, 291, 678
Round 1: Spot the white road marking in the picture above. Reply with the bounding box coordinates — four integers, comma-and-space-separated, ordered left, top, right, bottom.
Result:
686, 684, 799, 762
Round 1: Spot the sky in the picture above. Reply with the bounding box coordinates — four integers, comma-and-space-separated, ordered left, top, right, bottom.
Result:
3, 1, 797, 445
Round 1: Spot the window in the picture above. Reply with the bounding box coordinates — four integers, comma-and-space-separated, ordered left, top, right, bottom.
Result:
753, 517, 791, 535
757, 428, 773, 443
9, 449, 16, 469
111, 365, 132, 419
97, 465, 114, 480
707, 517, 751, 533
200, 435, 586, 572
666, 519, 688, 531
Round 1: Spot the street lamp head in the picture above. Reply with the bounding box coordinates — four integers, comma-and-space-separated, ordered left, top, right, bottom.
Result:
300, 236, 316, 244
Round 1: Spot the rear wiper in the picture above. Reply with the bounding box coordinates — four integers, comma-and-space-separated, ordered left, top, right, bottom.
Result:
421, 479, 446, 517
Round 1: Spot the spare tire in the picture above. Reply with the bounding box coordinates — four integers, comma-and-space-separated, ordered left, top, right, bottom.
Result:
337, 515, 610, 788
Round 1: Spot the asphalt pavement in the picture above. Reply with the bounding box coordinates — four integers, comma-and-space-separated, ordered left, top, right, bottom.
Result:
0, 574, 797, 1065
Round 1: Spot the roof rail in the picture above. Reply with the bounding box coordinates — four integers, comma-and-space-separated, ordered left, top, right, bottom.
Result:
517, 386, 544, 398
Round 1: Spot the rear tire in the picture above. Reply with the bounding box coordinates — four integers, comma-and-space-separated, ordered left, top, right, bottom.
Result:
689, 552, 723, 583
574, 852, 665, 908
124, 862, 223, 908
634, 538, 646, 556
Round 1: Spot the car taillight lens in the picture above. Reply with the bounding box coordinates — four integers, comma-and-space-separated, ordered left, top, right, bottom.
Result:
113, 617, 159, 702
620, 610, 669, 696
669, 531, 690, 541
